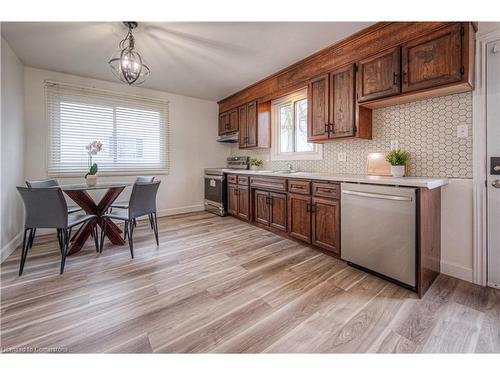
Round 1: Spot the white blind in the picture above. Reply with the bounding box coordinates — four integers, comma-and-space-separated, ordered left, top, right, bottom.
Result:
45, 82, 169, 176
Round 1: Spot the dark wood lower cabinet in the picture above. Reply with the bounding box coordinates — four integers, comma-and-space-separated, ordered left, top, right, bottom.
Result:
237, 185, 250, 221
311, 197, 340, 255
253, 190, 287, 232
228, 183, 250, 221
287, 193, 311, 243
227, 184, 238, 216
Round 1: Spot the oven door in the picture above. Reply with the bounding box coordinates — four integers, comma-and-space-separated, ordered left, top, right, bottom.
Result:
204, 175, 226, 216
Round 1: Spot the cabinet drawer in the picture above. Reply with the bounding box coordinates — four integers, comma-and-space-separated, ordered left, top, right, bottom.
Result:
227, 174, 237, 184
312, 182, 340, 199
237, 175, 249, 186
288, 179, 311, 195
250, 177, 287, 192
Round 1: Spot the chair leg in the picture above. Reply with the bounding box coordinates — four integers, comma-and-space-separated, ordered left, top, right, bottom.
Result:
133, 218, 137, 228
92, 221, 99, 252
127, 220, 134, 259
100, 221, 107, 253
57, 229, 64, 254
28, 228, 37, 249
60, 229, 69, 274
153, 212, 159, 246
148, 214, 154, 230
124, 221, 128, 240
18, 228, 31, 276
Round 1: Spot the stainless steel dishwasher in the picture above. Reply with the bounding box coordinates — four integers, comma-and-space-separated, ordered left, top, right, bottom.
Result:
341, 183, 417, 289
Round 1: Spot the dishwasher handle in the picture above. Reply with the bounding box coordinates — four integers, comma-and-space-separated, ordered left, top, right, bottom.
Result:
342, 189, 413, 202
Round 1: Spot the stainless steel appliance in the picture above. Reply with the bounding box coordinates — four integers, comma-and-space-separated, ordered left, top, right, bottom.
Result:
204, 156, 249, 216
341, 183, 417, 288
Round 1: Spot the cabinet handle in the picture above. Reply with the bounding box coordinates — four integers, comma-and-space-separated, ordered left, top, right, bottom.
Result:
306, 202, 310, 212
393, 72, 399, 85
324, 123, 330, 135
402, 72, 408, 84
311, 204, 316, 213
225, 124, 230, 129
329, 123, 334, 133
266, 196, 271, 206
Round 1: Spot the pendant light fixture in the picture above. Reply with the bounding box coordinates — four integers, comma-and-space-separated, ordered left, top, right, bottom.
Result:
109, 22, 151, 85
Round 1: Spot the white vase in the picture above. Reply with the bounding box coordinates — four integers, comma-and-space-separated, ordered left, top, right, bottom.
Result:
86, 174, 97, 187
250, 165, 261, 170
391, 165, 405, 178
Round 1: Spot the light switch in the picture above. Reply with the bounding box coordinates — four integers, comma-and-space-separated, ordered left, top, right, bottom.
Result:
390, 140, 399, 150
457, 125, 468, 138
338, 152, 347, 162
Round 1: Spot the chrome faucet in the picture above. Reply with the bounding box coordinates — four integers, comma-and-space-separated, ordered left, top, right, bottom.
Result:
286, 163, 293, 171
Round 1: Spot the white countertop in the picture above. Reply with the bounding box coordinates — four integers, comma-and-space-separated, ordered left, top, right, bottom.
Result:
222, 169, 448, 190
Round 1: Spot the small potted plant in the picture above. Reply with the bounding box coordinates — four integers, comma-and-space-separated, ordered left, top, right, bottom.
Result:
249, 158, 263, 170
386, 149, 410, 178
85, 141, 103, 186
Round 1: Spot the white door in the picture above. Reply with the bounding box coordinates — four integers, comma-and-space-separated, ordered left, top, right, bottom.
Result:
487, 39, 500, 288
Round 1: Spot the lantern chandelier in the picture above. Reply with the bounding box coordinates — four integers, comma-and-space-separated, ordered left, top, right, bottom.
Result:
109, 22, 151, 85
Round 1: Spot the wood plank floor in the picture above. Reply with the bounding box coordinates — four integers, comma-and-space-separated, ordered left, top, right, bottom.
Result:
1, 211, 499, 353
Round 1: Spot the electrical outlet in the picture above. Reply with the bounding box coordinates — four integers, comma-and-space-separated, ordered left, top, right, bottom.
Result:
338, 152, 347, 162
390, 140, 399, 150
457, 124, 468, 138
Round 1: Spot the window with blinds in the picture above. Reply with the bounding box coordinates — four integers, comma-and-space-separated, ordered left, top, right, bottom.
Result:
45, 82, 169, 176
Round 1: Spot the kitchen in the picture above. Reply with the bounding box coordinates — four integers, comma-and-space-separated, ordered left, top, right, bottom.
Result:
1, 7, 500, 371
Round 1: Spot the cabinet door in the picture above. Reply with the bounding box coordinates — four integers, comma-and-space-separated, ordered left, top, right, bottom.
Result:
307, 74, 330, 142
228, 108, 239, 133
238, 104, 248, 148
288, 193, 311, 243
270, 192, 287, 232
218, 112, 229, 135
227, 184, 238, 216
357, 46, 401, 102
329, 64, 356, 138
237, 185, 250, 221
402, 23, 462, 93
311, 197, 340, 255
254, 189, 270, 226
246, 101, 258, 148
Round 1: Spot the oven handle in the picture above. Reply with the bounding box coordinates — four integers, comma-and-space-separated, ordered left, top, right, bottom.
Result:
205, 175, 225, 181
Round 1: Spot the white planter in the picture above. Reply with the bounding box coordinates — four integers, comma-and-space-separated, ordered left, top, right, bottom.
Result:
86, 174, 97, 187
250, 165, 262, 170
390, 165, 405, 178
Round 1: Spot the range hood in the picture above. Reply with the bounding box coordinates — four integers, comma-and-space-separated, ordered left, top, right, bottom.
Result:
216, 133, 238, 143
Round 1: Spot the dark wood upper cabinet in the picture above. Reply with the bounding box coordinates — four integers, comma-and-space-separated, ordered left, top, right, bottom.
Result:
238, 104, 247, 148
307, 74, 329, 142
228, 108, 239, 133
288, 193, 311, 243
330, 64, 356, 138
246, 101, 258, 148
218, 112, 229, 135
218, 109, 238, 135
311, 197, 340, 255
357, 46, 401, 102
402, 23, 462, 93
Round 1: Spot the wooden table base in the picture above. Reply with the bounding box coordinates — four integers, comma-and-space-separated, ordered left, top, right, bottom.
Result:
64, 187, 126, 255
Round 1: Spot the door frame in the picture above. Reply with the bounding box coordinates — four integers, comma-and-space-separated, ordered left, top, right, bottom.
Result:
473, 26, 500, 287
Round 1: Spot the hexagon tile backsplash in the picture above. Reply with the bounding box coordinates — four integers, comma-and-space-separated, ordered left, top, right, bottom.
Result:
230, 92, 472, 178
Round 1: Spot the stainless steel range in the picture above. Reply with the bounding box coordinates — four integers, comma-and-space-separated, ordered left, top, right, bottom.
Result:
204, 156, 249, 216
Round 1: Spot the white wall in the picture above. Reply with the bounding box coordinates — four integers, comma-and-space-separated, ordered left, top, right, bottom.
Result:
1, 37, 25, 261
23, 67, 230, 218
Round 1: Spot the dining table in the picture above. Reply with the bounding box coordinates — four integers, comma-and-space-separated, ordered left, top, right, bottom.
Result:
60, 182, 131, 255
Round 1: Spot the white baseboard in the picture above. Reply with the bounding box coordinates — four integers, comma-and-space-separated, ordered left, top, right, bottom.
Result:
1, 231, 23, 263
156, 204, 205, 217
441, 260, 473, 283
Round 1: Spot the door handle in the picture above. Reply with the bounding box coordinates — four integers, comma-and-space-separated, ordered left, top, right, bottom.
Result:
492, 180, 500, 188
393, 72, 399, 85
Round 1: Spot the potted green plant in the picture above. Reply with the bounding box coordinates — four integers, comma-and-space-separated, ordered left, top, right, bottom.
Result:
85, 141, 103, 186
249, 158, 264, 170
386, 149, 410, 178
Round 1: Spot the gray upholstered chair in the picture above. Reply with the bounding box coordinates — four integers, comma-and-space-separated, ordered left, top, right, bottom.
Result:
101, 181, 160, 258
17, 187, 99, 275
25, 179, 82, 248
109, 176, 156, 228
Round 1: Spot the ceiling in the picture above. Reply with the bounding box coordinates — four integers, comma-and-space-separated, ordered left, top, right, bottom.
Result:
1, 22, 374, 101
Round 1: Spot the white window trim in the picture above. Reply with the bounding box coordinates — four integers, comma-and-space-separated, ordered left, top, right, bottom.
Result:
45, 80, 170, 177
270, 89, 323, 161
